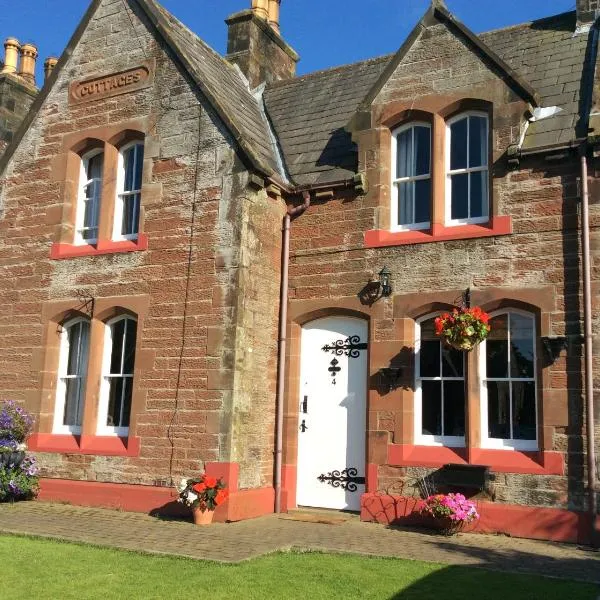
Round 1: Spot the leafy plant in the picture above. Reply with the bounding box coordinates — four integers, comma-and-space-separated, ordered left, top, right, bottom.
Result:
0, 401, 34, 445
419, 493, 479, 524
176, 474, 229, 512
435, 307, 491, 351
0, 455, 39, 502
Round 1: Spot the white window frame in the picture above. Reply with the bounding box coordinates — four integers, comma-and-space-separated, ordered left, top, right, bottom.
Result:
97, 315, 137, 437
53, 317, 90, 435
112, 141, 144, 242
445, 111, 489, 227
75, 149, 104, 245
480, 309, 538, 451
391, 122, 432, 232
415, 313, 466, 448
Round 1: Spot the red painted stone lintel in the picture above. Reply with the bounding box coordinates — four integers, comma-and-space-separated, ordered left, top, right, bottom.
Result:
50, 233, 149, 259
361, 493, 594, 545
364, 216, 512, 248
28, 433, 141, 457
387, 444, 564, 475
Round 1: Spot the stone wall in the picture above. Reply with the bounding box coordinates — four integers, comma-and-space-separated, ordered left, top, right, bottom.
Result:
0, 74, 36, 156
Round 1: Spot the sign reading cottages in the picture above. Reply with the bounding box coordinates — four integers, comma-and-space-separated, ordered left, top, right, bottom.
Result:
69, 62, 154, 105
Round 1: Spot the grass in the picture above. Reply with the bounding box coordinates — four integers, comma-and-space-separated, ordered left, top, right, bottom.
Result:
1, 535, 597, 600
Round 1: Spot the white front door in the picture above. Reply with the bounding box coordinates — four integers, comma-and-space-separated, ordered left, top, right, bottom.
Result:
296, 316, 368, 511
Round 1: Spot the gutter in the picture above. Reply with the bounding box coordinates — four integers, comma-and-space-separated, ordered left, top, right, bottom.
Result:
274, 190, 311, 514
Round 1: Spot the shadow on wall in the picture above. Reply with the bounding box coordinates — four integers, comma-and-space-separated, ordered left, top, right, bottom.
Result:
369, 346, 416, 395
384, 563, 598, 600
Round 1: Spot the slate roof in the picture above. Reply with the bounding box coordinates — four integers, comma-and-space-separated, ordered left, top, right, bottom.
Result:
263, 56, 391, 186
264, 9, 592, 186
144, 0, 282, 179
481, 11, 591, 149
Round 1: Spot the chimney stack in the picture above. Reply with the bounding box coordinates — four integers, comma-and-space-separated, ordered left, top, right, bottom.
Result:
44, 57, 59, 83
1, 38, 20, 75
227, 1, 298, 88
18, 43, 37, 86
576, 0, 600, 27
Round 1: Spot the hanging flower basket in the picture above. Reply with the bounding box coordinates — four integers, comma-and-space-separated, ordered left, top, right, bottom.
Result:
434, 307, 490, 352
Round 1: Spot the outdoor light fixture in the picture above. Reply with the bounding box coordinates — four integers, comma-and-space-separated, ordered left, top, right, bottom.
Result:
379, 266, 392, 297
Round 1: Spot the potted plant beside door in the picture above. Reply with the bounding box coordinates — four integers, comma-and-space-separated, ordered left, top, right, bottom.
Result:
176, 474, 229, 525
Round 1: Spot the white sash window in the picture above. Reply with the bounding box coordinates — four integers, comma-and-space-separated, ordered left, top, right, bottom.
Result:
76, 151, 104, 244
113, 143, 144, 241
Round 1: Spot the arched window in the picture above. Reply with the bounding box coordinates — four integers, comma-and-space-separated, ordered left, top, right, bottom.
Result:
446, 112, 489, 225
53, 317, 90, 433
391, 122, 431, 231
480, 310, 537, 450
98, 315, 138, 436
113, 141, 144, 241
76, 149, 104, 244
415, 315, 465, 446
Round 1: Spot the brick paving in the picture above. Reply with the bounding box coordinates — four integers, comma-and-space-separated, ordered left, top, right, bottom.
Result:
0, 502, 598, 585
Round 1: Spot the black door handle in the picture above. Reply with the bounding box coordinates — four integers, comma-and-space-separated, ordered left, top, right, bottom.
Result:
302, 395, 308, 414
300, 420, 308, 433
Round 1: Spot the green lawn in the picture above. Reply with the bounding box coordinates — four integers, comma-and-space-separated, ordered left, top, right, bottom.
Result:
0, 535, 596, 600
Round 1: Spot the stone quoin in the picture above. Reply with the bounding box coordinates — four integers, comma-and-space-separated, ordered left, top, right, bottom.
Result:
0, 0, 598, 545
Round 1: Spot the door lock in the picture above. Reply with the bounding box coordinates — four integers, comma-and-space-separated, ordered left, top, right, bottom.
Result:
300, 420, 308, 433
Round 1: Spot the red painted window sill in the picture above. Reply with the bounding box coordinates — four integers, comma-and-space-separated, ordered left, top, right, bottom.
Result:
50, 234, 149, 259
387, 444, 564, 475
28, 433, 141, 457
364, 216, 512, 248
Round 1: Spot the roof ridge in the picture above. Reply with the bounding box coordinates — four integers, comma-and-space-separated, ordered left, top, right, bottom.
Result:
266, 53, 394, 90
479, 10, 575, 36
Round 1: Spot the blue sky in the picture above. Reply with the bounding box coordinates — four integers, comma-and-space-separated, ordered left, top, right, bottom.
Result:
0, 0, 575, 84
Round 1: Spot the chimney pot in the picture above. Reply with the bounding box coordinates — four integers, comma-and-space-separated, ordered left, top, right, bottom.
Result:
44, 57, 59, 82
1, 38, 20, 75
18, 43, 38, 86
268, 0, 281, 34
252, 0, 268, 20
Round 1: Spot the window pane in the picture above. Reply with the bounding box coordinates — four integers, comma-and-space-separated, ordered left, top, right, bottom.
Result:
420, 340, 440, 377
442, 346, 463, 378
87, 153, 103, 180
469, 116, 487, 168
396, 128, 413, 178
414, 126, 430, 176
122, 377, 133, 428
512, 381, 536, 440
66, 322, 81, 376
486, 314, 509, 378
487, 380, 510, 439
422, 380, 441, 436
106, 377, 124, 427
414, 179, 431, 224
510, 313, 535, 378
443, 380, 465, 437
124, 146, 135, 192
110, 319, 126, 374
450, 118, 468, 170
133, 145, 144, 190
469, 170, 487, 219
122, 193, 140, 236
123, 319, 137, 375
398, 181, 414, 226
451, 173, 468, 220
63, 378, 83, 427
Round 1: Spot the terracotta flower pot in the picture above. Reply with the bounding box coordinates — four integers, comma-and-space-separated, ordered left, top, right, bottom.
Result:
192, 506, 215, 526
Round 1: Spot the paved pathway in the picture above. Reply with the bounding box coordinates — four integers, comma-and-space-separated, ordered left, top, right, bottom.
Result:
0, 502, 598, 585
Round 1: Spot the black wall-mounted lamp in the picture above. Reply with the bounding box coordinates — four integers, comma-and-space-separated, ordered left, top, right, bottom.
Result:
379, 266, 392, 297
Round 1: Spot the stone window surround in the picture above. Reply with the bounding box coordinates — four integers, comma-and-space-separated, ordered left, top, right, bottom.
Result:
361, 97, 513, 248
49, 120, 150, 260
281, 286, 564, 511
28, 295, 152, 457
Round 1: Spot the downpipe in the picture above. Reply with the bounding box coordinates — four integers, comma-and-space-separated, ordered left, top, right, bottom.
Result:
580, 151, 598, 546
274, 191, 311, 514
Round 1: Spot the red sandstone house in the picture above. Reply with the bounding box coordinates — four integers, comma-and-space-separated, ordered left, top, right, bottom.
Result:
0, 0, 598, 544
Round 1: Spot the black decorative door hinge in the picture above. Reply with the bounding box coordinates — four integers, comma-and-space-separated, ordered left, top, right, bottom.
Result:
322, 335, 367, 358
317, 467, 365, 492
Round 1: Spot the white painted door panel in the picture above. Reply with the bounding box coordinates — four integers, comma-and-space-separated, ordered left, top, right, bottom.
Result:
296, 317, 368, 511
